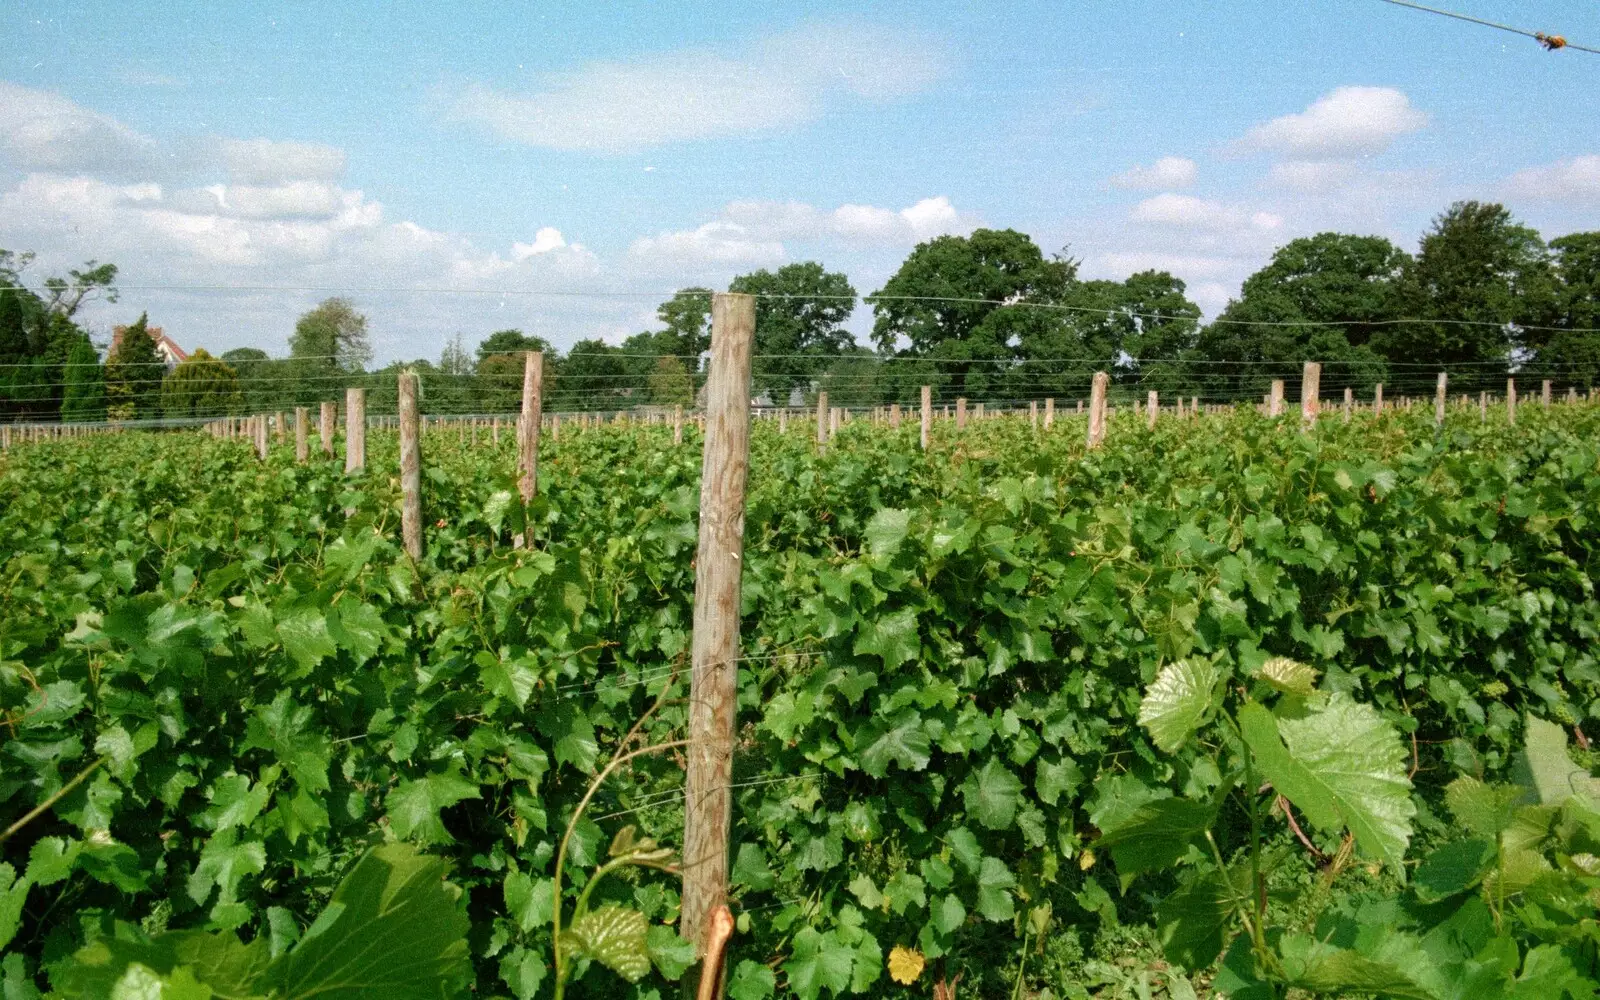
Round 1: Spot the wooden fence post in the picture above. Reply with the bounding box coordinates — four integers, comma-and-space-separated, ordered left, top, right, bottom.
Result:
1542, 380, 1552, 407
1269, 379, 1285, 418
519, 352, 544, 545
320, 401, 336, 456
1480, 391, 1488, 421
816, 391, 828, 450
920, 386, 932, 451
1374, 383, 1384, 415
682, 292, 755, 960
1343, 387, 1353, 423
1507, 378, 1518, 424
274, 411, 286, 442
398, 373, 422, 560
345, 388, 366, 473
1044, 397, 1055, 429
1087, 371, 1109, 449
890, 403, 901, 429
1301, 363, 1321, 427
956, 397, 967, 430
295, 407, 309, 463
1435, 372, 1448, 427
674, 404, 684, 445
1147, 391, 1158, 429
254, 415, 268, 460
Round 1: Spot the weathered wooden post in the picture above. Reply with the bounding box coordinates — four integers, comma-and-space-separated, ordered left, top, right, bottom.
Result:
816, 391, 828, 450
1268, 379, 1285, 418
674, 404, 684, 445
1507, 378, 1518, 424
1087, 371, 1109, 449
1542, 380, 1552, 407
1044, 397, 1055, 430
956, 397, 967, 430
255, 414, 268, 460
274, 411, 286, 442
398, 372, 422, 560
920, 386, 932, 451
890, 403, 901, 429
1434, 372, 1448, 427
1374, 383, 1384, 415
1301, 362, 1321, 427
345, 388, 366, 473
1343, 387, 1353, 423
294, 407, 309, 464
1146, 391, 1158, 429
320, 401, 336, 456
682, 292, 755, 964
1480, 390, 1488, 421
518, 352, 543, 546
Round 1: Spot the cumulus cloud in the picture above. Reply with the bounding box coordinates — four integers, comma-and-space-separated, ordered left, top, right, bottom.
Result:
0, 81, 161, 175
215, 138, 347, 184
1503, 155, 1600, 204
1131, 193, 1282, 232
444, 20, 947, 152
512, 227, 568, 259
630, 195, 973, 270
1110, 156, 1197, 190
1235, 86, 1426, 159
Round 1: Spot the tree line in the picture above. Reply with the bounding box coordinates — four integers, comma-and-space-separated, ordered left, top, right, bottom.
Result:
3, 199, 1597, 422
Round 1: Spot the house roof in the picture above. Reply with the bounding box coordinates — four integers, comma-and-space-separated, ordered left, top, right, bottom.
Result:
110, 325, 190, 364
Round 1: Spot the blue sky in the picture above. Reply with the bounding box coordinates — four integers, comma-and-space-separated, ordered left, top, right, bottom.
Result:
3, 0, 1598, 362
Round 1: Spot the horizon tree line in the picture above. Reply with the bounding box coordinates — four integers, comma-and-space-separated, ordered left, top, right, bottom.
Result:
3, 199, 1598, 422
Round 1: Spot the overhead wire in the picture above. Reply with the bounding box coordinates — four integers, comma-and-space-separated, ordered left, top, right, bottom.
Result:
1376, 0, 1600, 54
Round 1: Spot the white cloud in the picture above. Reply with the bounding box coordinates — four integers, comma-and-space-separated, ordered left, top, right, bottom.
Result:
1265, 160, 1359, 192
628, 221, 787, 269
0, 81, 160, 175
1110, 156, 1197, 190
1503, 155, 1600, 203
1131, 193, 1282, 232
512, 227, 568, 259
1236, 86, 1426, 159
445, 20, 946, 152
168, 180, 356, 220
216, 138, 347, 184
720, 195, 972, 245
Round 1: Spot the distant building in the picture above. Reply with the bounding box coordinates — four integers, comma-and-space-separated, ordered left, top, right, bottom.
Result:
110, 325, 189, 370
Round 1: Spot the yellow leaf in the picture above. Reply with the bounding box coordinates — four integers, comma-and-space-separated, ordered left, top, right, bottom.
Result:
887, 945, 925, 985
1079, 849, 1096, 871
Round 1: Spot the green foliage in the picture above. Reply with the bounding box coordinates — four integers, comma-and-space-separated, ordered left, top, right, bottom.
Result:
104, 313, 165, 420
4, 399, 1600, 997
54, 842, 471, 999
161, 349, 243, 418
730, 262, 857, 397
59, 336, 105, 422
289, 297, 372, 376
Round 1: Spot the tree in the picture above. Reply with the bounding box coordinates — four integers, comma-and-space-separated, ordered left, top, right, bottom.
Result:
221, 347, 282, 412
162, 349, 242, 417
1376, 202, 1557, 374
104, 313, 165, 419
60, 335, 104, 421
654, 288, 713, 359
646, 355, 693, 406
555, 339, 628, 411
1539, 232, 1600, 388
290, 298, 372, 372
870, 229, 1077, 397
42, 260, 118, 317
1193, 234, 1404, 397
728, 263, 857, 397
473, 330, 554, 413
475, 329, 553, 363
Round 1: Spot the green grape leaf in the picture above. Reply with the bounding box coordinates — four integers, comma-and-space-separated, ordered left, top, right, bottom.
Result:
783, 927, 854, 1000
857, 709, 932, 778
186, 831, 267, 908
853, 607, 920, 669
0, 865, 29, 952
975, 856, 1015, 922
275, 606, 337, 670
1413, 838, 1495, 902
646, 925, 697, 981
241, 692, 331, 793
1258, 656, 1318, 697
1520, 715, 1600, 806
1157, 867, 1240, 971
1097, 797, 1218, 880
385, 765, 482, 846
1138, 660, 1218, 753
1238, 696, 1414, 874
1443, 777, 1523, 838
266, 843, 470, 999
863, 508, 911, 558
729, 959, 776, 1000
1277, 934, 1437, 1000
962, 757, 1023, 830
563, 905, 650, 983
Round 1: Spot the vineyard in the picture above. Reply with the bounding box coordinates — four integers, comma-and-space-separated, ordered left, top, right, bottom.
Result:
4, 363, 1600, 998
